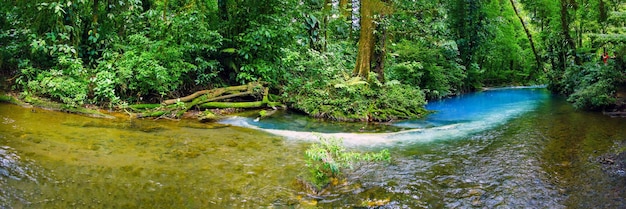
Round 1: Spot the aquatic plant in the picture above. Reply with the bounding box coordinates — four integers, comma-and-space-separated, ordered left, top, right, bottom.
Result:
302, 137, 391, 193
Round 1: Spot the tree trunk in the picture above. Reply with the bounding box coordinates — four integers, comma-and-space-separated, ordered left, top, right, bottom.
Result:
322, 0, 332, 51
199, 101, 281, 109
339, 0, 350, 18
373, 15, 387, 82
218, 0, 229, 20
163, 0, 168, 21
92, 0, 98, 35
353, 0, 391, 79
560, 0, 579, 65
353, 0, 375, 78
509, 0, 543, 76
162, 83, 260, 105
599, 0, 607, 23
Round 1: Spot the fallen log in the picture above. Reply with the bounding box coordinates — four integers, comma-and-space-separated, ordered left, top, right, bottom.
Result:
199, 101, 282, 109
0, 93, 115, 119
132, 82, 282, 120
162, 82, 263, 105
129, 104, 162, 110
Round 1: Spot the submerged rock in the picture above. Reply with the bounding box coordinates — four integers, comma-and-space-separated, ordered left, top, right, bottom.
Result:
0, 146, 47, 207
597, 151, 626, 177
198, 110, 220, 123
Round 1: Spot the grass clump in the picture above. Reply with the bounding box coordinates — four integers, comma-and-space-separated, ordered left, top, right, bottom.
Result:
301, 137, 391, 193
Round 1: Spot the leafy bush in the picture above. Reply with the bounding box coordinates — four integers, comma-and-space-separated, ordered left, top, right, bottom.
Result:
279, 42, 352, 99
95, 34, 196, 102
24, 70, 88, 106
90, 70, 119, 105
568, 79, 617, 110
558, 63, 624, 110
168, 11, 224, 88
303, 137, 391, 191
17, 34, 89, 106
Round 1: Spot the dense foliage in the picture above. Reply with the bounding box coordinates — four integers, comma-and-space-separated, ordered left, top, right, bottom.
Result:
519, 0, 626, 110
2, 0, 625, 119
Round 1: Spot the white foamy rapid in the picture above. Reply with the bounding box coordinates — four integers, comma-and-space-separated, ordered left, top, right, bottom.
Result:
219, 88, 548, 147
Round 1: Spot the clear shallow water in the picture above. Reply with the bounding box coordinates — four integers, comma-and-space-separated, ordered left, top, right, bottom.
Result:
1, 87, 626, 208
0, 106, 307, 208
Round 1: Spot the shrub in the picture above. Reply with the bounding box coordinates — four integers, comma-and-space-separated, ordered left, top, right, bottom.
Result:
18, 45, 89, 106
303, 137, 391, 192
558, 62, 625, 110
568, 79, 616, 110
90, 70, 119, 106
95, 34, 196, 102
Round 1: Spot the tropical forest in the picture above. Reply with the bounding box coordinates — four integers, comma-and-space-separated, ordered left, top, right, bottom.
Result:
1, 0, 626, 208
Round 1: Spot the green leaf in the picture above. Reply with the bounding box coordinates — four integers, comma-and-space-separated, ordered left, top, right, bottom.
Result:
221, 48, 237, 53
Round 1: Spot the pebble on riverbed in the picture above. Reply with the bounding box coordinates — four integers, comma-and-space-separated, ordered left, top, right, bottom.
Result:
596, 151, 626, 177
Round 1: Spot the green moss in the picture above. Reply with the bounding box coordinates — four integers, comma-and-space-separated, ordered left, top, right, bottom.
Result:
128, 103, 162, 110
0, 94, 15, 103
21, 94, 115, 119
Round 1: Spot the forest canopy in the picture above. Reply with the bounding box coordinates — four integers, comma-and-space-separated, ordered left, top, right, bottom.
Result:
1, 0, 625, 120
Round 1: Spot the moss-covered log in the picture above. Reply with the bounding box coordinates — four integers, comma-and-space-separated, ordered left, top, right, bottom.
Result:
132, 82, 282, 119
199, 101, 282, 109
162, 82, 264, 105
129, 104, 162, 110
0, 94, 21, 105
136, 110, 170, 118
22, 96, 116, 119
0, 93, 115, 119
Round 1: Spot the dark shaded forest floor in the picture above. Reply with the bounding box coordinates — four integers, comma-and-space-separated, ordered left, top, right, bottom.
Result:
603, 86, 626, 117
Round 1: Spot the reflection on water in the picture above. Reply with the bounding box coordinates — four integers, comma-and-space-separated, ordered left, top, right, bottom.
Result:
1, 87, 626, 208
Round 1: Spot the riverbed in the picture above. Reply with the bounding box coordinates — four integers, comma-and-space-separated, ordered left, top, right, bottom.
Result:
1, 88, 625, 208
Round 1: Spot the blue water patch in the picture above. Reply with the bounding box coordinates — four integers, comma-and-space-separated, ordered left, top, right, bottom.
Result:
395, 87, 550, 129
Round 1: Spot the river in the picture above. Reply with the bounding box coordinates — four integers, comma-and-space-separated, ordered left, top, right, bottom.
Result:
1, 87, 625, 208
